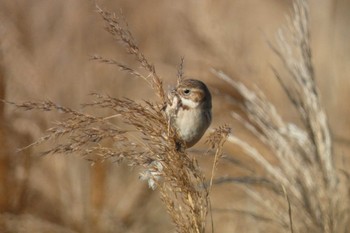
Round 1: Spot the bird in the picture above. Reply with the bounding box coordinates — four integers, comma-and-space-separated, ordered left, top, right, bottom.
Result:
166, 79, 212, 148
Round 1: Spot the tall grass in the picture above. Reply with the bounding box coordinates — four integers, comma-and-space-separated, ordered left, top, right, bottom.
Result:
212, 0, 349, 232
1, 0, 349, 232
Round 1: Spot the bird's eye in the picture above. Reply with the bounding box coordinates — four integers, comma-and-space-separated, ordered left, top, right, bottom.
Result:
183, 89, 191, 95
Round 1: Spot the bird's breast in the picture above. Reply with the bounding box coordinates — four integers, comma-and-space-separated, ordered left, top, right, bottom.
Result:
175, 108, 211, 147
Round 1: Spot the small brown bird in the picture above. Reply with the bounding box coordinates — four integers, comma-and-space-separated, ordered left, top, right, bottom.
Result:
166, 79, 212, 148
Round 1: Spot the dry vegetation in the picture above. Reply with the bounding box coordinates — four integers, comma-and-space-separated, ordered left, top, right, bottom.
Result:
212, 2, 348, 232
4, 6, 231, 233
1, 0, 349, 233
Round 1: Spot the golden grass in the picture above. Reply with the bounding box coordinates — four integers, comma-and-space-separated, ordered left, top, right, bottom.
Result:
0, 0, 349, 232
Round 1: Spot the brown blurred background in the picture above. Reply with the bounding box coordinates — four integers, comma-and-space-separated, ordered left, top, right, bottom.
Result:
0, 0, 349, 232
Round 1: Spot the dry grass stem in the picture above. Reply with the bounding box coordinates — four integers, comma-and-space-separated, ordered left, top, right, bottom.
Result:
177, 57, 185, 86
206, 125, 231, 233
282, 185, 294, 233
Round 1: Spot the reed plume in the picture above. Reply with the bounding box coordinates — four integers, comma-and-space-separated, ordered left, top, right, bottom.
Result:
212, 0, 349, 232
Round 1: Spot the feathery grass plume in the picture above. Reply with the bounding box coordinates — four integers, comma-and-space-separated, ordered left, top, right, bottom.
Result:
206, 125, 231, 191
94, 5, 167, 104
212, 0, 349, 232
3, 5, 235, 233
6, 93, 208, 232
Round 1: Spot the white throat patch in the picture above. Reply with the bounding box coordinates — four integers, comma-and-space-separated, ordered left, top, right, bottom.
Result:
180, 97, 199, 108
